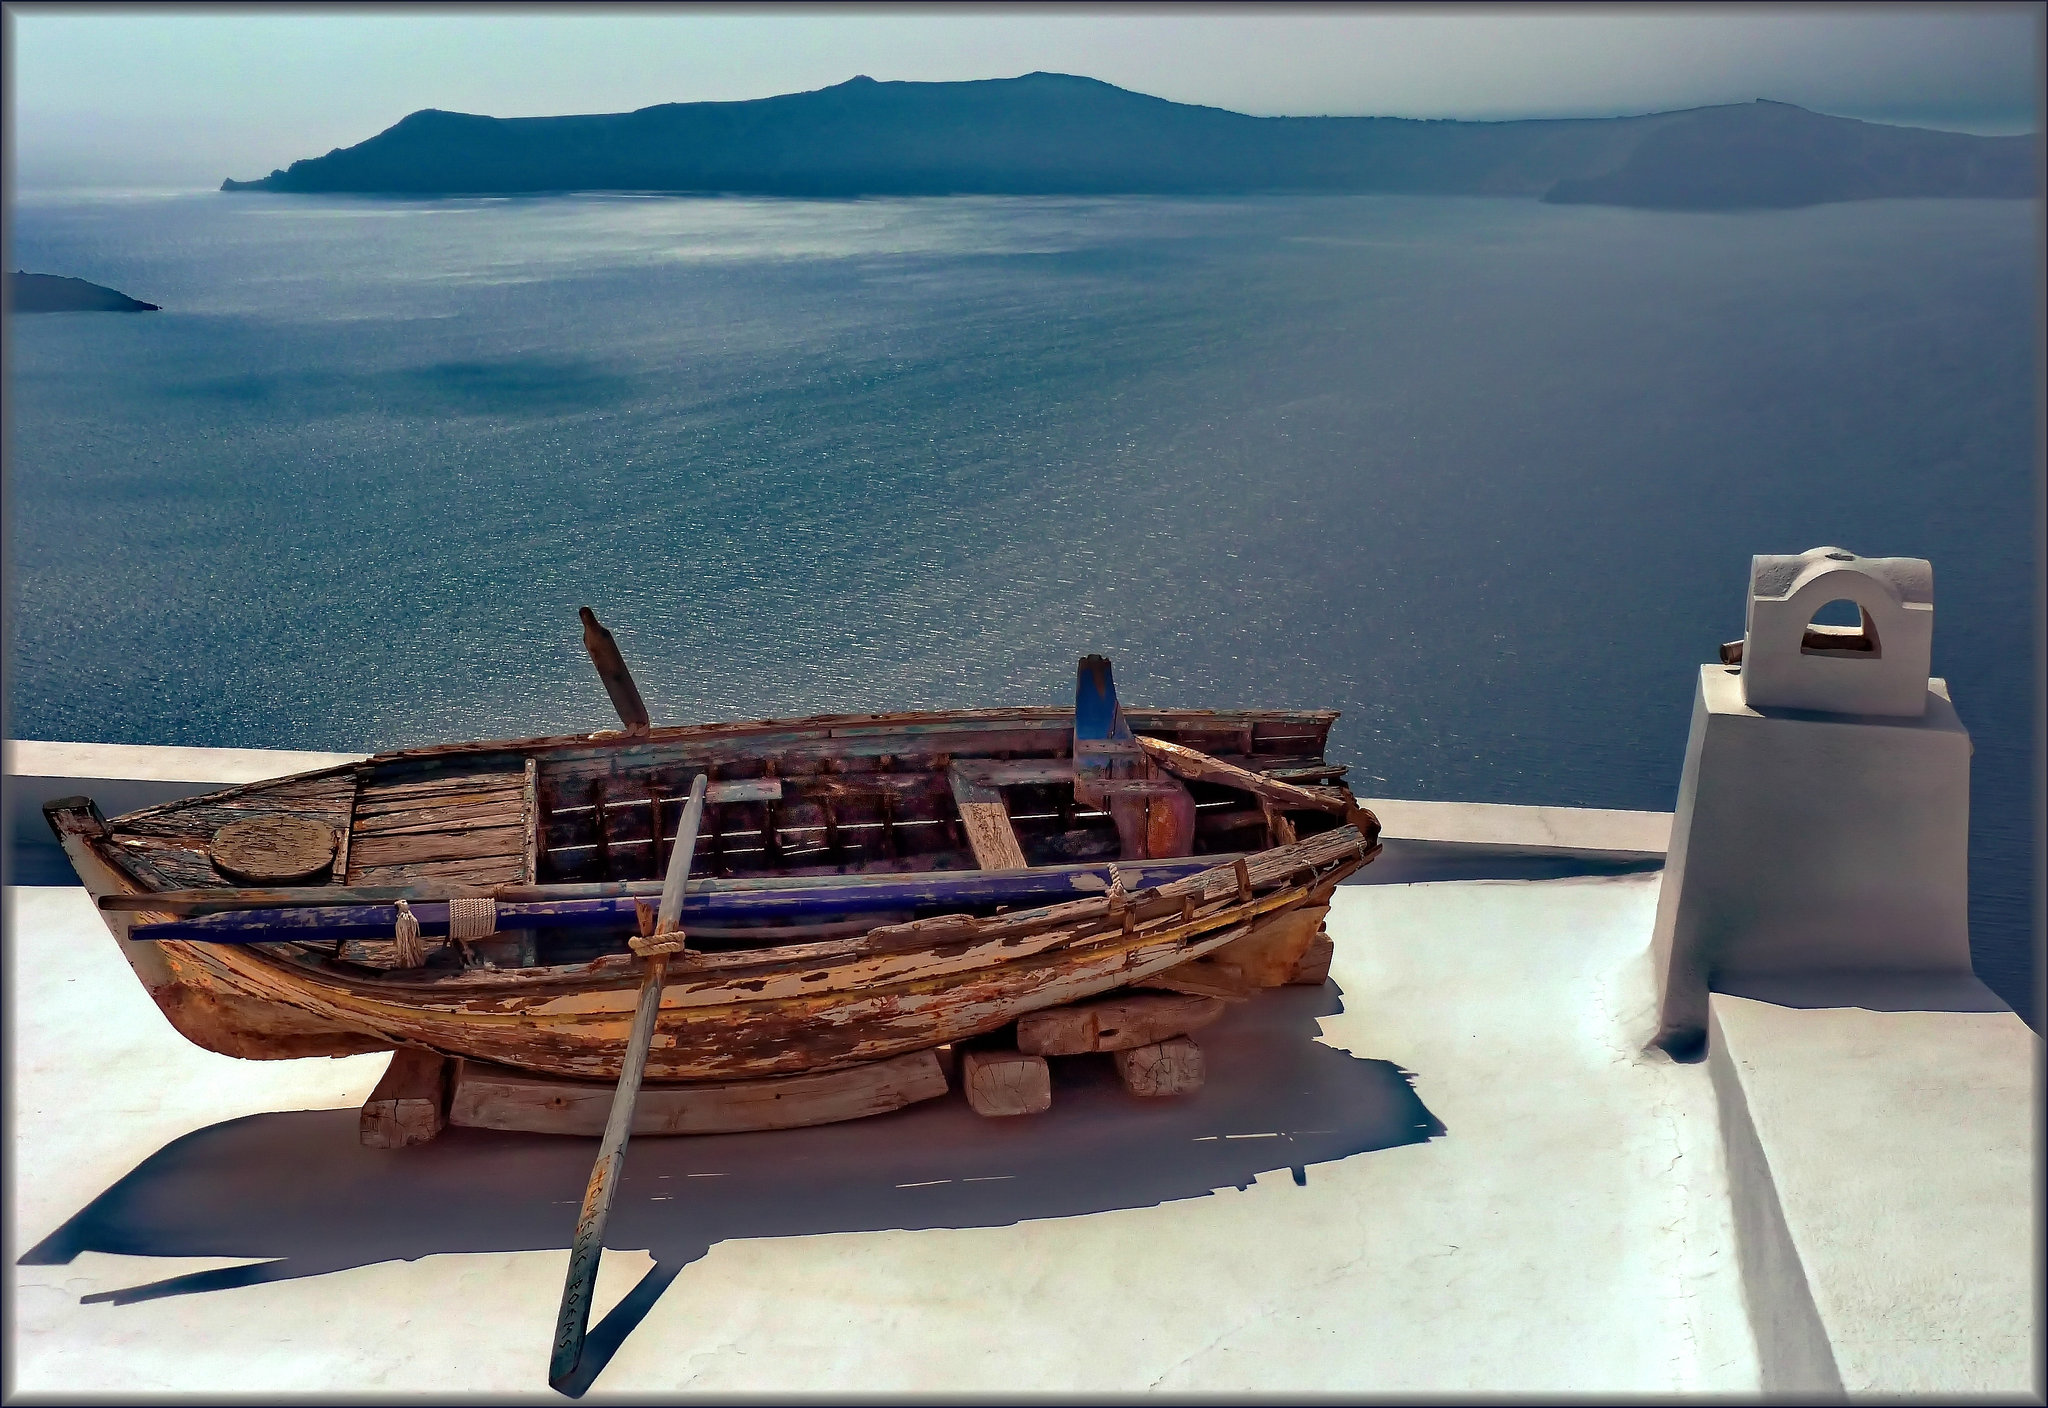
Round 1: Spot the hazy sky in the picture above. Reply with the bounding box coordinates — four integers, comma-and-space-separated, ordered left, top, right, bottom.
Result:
7, 5, 2041, 190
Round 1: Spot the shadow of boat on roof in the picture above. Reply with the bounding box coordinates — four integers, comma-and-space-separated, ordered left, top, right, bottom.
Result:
22, 983, 1441, 1392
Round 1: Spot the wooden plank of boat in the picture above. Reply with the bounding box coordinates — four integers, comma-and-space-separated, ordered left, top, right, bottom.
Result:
450, 1048, 949, 1136
1134, 734, 1350, 813
1286, 928, 1336, 986
320, 702, 1336, 775
99, 782, 1376, 928
947, 763, 1028, 871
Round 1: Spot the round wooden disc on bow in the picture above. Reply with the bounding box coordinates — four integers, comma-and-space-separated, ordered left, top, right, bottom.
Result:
208, 815, 338, 884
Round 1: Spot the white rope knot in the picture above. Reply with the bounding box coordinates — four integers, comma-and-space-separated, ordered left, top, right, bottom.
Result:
448, 897, 498, 941
393, 899, 426, 969
1106, 864, 1128, 904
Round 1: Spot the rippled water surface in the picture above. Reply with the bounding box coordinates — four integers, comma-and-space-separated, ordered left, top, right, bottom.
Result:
7, 189, 2037, 1019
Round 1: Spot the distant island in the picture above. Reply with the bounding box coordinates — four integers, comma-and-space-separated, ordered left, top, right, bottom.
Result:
8, 271, 160, 313
220, 73, 2037, 210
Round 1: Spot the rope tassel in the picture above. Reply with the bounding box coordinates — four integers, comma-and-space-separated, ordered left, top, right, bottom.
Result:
393, 899, 426, 969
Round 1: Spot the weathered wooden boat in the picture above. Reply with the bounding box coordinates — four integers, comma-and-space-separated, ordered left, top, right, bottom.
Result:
46, 651, 1381, 1089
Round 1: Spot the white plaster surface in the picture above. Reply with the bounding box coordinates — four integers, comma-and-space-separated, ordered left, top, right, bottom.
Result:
1651, 666, 1973, 1043
1353, 796, 1670, 853
4, 739, 368, 785
1711, 992, 2041, 1397
6, 874, 1759, 1398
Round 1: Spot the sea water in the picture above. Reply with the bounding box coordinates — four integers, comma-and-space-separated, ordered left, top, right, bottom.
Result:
6, 190, 2037, 1020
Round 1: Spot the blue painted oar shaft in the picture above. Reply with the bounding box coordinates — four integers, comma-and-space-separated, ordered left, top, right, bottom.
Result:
128, 857, 1225, 945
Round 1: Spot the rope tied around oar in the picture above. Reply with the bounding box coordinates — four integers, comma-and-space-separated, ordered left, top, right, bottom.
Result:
449, 897, 498, 939
391, 897, 497, 969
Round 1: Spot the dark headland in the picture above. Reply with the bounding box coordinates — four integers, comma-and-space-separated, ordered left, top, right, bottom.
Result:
220, 73, 2037, 210
8, 271, 160, 313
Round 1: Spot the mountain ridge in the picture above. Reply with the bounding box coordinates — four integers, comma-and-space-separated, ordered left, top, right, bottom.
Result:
221, 72, 2038, 209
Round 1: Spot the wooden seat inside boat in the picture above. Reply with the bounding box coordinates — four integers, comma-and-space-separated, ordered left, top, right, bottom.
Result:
347, 756, 536, 888
523, 712, 1350, 890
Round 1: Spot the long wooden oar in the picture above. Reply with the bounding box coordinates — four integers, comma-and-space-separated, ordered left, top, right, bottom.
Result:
549, 772, 706, 1389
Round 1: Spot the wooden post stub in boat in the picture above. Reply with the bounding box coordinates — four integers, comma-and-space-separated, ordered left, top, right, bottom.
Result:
579, 606, 650, 734
359, 1048, 452, 1148
42, 796, 109, 841
1287, 928, 1336, 986
1015, 993, 1225, 1056
1114, 1036, 1205, 1097
1260, 800, 1299, 848
208, 815, 337, 884
961, 1048, 1051, 1117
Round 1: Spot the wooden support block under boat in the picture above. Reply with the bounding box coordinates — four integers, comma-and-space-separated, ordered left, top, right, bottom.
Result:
1114, 1037, 1206, 1098
447, 1049, 949, 1137
1287, 928, 1336, 986
359, 1048, 453, 1148
1014, 993, 1225, 1056
960, 1048, 1051, 1117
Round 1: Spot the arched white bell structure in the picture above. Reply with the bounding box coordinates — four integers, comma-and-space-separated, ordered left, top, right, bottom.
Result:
1738, 547, 1934, 717
1650, 548, 1972, 1055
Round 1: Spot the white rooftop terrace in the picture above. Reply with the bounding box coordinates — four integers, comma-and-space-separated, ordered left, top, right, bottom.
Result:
3, 739, 2038, 1399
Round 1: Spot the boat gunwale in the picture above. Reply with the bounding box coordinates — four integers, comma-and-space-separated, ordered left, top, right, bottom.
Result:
110, 824, 1378, 1008
95, 704, 1348, 900
371, 703, 1341, 763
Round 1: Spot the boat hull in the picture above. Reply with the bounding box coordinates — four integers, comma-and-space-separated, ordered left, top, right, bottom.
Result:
50, 701, 1373, 1081
65, 824, 1366, 1081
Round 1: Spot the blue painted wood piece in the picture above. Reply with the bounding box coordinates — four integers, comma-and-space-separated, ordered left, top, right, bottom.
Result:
128, 855, 1228, 945
1074, 654, 1133, 742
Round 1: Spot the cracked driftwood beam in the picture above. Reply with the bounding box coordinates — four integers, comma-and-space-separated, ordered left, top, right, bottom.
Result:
1134, 735, 1350, 814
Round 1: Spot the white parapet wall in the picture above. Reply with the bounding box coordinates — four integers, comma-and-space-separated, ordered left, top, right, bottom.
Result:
1645, 547, 2040, 1397
1709, 985, 2038, 1396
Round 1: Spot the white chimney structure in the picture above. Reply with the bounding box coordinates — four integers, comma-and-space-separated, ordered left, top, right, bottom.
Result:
1650, 547, 1972, 1051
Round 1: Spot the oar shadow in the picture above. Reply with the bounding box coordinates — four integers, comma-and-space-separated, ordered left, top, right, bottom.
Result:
23, 984, 1441, 1388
